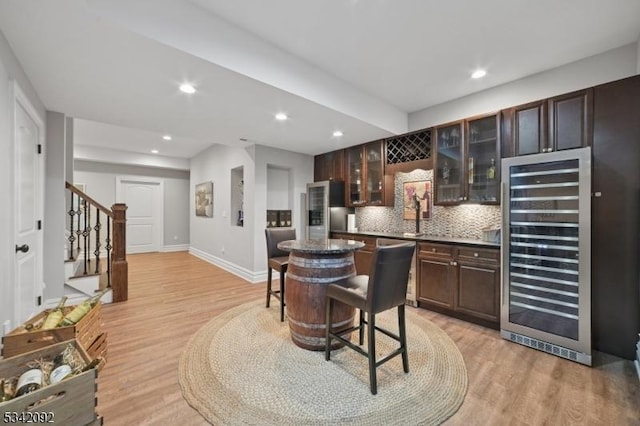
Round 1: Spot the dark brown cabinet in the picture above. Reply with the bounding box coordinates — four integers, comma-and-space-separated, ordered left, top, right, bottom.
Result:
331, 233, 376, 275
417, 242, 500, 328
417, 243, 456, 309
591, 75, 640, 360
314, 150, 344, 182
434, 114, 500, 205
345, 140, 393, 207
502, 89, 593, 157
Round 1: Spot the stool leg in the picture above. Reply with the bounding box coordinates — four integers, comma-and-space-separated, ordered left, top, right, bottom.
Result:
359, 309, 365, 345
368, 313, 377, 395
398, 304, 409, 373
266, 268, 272, 308
325, 298, 333, 361
279, 268, 286, 322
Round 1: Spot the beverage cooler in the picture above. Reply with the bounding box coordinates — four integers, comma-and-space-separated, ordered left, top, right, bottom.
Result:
501, 147, 592, 365
306, 181, 353, 240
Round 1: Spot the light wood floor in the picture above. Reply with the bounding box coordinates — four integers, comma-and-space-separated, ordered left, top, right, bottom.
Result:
97, 252, 640, 425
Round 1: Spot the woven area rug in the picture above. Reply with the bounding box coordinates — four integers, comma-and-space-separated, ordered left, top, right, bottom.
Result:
179, 300, 467, 425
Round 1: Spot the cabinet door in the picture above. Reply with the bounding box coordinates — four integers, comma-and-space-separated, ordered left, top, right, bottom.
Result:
354, 236, 376, 274
417, 256, 456, 309
466, 114, 500, 204
365, 141, 385, 205
456, 260, 500, 322
434, 122, 464, 205
510, 100, 547, 156
313, 149, 344, 182
548, 89, 593, 152
346, 146, 365, 206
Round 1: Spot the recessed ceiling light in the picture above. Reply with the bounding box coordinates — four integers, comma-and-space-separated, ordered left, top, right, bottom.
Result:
471, 69, 487, 79
179, 83, 196, 94
333, 130, 343, 137
162, 135, 172, 141
151, 149, 159, 154
275, 112, 288, 121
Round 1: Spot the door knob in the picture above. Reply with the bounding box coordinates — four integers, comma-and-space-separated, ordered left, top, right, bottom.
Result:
15, 244, 29, 253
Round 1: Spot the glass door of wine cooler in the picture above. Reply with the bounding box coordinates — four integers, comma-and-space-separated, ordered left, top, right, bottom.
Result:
306, 182, 329, 240
501, 147, 591, 365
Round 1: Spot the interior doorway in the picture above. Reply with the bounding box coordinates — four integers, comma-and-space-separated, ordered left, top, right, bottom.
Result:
13, 83, 44, 324
115, 176, 164, 254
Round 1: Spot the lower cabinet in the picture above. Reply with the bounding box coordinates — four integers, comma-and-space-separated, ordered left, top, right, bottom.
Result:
417, 242, 500, 328
331, 233, 376, 275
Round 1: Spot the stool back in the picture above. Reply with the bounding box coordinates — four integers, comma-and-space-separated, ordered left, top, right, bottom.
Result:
366, 243, 415, 313
265, 228, 296, 259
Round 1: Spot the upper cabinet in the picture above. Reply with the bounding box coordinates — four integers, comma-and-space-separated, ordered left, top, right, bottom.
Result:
434, 121, 465, 205
346, 140, 393, 207
502, 88, 593, 157
314, 149, 344, 182
434, 114, 500, 205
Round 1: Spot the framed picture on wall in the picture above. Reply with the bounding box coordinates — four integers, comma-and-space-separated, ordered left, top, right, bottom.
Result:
403, 180, 432, 220
195, 181, 213, 217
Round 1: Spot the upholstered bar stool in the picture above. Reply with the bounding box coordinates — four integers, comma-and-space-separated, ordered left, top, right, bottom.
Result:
265, 228, 296, 322
324, 242, 415, 394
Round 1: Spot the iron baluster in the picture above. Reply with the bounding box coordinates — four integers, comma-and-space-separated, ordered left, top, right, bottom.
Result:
83, 196, 88, 275
94, 209, 101, 274
68, 192, 76, 260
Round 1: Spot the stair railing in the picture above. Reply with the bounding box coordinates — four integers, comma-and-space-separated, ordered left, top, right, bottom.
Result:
65, 182, 128, 302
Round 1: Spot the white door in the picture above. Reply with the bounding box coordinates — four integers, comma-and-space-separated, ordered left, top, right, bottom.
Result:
116, 176, 163, 254
14, 86, 44, 324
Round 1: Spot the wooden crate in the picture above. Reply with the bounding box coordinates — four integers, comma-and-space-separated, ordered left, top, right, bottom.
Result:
85, 332, 107, 371
2, 303, 104, 360
0, 340, 98, 426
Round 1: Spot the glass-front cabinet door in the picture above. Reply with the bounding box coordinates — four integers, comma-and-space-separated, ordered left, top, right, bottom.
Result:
466, 114, 500, 204
365, 141, 384, 205
435, 122, 464, 204
346, 145, 365, 206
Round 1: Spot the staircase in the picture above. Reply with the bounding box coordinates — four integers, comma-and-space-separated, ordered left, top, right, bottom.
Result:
64, 182, 128, 303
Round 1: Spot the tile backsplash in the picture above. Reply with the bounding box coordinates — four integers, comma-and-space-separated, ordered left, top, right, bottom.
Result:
355, 169, 501, 239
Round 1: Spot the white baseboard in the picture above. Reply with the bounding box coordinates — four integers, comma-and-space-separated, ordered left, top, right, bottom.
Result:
161, 244, 189, 252
189, 247, 267, 283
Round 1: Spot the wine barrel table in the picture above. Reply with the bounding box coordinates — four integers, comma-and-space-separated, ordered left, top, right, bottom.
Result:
277, 238, 365, 351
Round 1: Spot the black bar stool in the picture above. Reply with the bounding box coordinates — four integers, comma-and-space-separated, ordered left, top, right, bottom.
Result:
265, 228, 296, 322
325, 242, 415, 394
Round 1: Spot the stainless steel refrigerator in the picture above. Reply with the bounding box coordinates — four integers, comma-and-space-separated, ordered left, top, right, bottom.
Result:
306, 181, 353, 240
501, 147, 592, 365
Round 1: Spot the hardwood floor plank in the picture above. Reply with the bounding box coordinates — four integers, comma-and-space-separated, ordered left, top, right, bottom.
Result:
96, 252, 640, 425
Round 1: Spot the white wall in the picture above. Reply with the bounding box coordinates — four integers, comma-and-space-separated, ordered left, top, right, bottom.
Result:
267, 166, 291, 210
637, 37, 640, 73
253, 145, 313, 274
74, 160, 190, 248
43, 111, 67, 302
0, 29, 46, 332
409, 43, 639, 130
189, 144, 256, 278
189, 143, 312, 282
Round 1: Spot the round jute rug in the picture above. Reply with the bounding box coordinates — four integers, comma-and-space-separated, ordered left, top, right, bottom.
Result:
178, 300, 467, 425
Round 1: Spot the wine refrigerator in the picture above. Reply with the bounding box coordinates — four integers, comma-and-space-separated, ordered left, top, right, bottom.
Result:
501, 147, 592, 365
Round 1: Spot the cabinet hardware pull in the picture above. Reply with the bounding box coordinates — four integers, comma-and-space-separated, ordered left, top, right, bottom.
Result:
474, 252, 478, 257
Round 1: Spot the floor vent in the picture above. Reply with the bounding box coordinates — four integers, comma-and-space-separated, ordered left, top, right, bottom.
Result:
501, 330, 591, 366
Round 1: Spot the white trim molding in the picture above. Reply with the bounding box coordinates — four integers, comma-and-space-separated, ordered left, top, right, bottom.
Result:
189, 247, 267, 283
161, 244, 189, 252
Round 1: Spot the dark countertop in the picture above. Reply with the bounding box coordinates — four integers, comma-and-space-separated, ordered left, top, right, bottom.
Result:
278, 238, 365, 254
331, 230, 500, 249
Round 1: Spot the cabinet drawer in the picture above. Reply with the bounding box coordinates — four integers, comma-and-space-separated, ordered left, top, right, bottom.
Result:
458, 247, 499, 264
418, 242, 454, 259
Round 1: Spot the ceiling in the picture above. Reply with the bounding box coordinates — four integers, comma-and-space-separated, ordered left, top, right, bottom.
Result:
0, 0, 639, 160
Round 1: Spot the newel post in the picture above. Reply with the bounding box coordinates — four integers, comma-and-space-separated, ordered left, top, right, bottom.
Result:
111, 203, 128, 302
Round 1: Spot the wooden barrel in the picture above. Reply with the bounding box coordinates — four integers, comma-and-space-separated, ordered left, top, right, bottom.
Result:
285, 250, 356, 350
